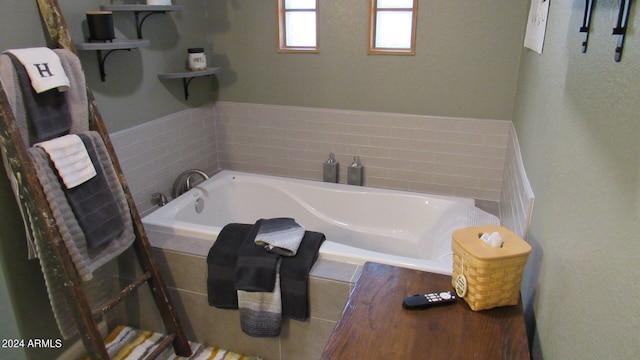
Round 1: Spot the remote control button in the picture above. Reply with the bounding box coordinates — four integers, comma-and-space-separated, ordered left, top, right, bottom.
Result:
439, 292, 451, 300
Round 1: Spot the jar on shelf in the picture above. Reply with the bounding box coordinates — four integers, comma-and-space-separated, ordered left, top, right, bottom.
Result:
187, 48, 207, 71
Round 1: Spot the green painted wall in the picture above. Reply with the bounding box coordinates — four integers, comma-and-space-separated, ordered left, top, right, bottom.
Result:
13, 0, 629, 359
209, 0, 528, 120
514, 1, 640, 358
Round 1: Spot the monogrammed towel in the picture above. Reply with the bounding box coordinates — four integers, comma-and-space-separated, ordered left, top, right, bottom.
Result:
4, 47, 69, 93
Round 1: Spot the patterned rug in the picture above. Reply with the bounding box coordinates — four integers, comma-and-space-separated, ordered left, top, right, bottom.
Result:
85, 326, 261, 360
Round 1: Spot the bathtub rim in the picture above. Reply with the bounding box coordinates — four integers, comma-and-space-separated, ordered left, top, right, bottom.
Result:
142, 170, 484, 275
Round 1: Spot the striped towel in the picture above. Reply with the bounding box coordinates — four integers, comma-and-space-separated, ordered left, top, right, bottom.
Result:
254, 218, 305, 256
238, 260, 283, 337
34, 134, 96, 188
93, 326, 262, 360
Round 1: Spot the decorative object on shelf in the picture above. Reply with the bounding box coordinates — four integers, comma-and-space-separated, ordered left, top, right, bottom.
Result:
157, 67, 221, 100
86, 11, 115, 42
76, 39, 150, 81
77, 4, 182, 82
612, 0, 633, 62
187, 48, 207, 71
100, 4, 183, 39
579, 0, 596, 53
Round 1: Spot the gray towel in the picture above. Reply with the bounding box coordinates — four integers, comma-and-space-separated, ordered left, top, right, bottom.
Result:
1, 48, 129, 339
254, 218, 305, 257
0, 49, 88, 258
28, 131, 134, 339
8, 51, 121, 248
59, 133, 124, 249
29, 132, 134, 280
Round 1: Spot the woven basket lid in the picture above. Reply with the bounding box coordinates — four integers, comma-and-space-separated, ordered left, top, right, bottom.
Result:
452, 225, 531, 260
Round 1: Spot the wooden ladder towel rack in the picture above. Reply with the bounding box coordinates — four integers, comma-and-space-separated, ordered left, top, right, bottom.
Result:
0, 0, 191, 358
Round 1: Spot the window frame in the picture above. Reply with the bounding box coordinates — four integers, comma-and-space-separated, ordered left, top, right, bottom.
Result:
276, 0, 319, 53
368, 0, 418, 55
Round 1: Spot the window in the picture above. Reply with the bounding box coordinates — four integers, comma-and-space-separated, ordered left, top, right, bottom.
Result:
277, 0, 318, 53
369, 0, 418, 55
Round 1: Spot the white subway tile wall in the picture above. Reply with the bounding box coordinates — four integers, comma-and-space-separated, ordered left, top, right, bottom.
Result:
500, 124, 535, 239
110, 104, 218, 215
110, 102, 532, 234
215, 102, 510, 201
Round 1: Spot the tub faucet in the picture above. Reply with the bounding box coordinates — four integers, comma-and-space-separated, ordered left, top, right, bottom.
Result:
171, 169, 209, 199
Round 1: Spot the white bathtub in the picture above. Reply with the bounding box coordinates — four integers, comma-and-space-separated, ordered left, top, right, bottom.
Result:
142, 170, 499, 275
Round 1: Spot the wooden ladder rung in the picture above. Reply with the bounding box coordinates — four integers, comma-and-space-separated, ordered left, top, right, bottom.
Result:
92, 271, 153, 320
145, 333, 177, 360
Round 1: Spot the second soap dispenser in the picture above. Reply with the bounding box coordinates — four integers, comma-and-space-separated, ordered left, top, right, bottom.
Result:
347, 156, 364, 186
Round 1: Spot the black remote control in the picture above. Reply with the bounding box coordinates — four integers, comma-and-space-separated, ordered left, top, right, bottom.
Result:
402, 291, 457, 310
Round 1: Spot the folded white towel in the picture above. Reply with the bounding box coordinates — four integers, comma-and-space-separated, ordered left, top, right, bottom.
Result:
5, 47, 70, 93
35, 134, 97, 188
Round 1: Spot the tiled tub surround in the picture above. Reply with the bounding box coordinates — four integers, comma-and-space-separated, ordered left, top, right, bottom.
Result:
111, 101, 519, 216
109, 104, 218, 215
500, 125, 535, 239
113, 248, 362, 360
214, 102, 510, 202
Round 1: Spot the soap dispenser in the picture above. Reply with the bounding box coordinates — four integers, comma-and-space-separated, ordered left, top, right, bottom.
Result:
347, 156, 363, 186
323, 152, 339, 183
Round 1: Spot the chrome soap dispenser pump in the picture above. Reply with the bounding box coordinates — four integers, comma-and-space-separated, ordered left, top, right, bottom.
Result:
348, 156, 364, 186
323, 152, 339, 183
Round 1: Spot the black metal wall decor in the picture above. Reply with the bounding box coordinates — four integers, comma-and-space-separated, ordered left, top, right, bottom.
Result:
613, 0, 633, 62
579, 0, 635, 62
580, 0, 596, 53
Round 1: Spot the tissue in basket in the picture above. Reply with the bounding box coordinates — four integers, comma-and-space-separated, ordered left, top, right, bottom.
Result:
451, 225, 531, 311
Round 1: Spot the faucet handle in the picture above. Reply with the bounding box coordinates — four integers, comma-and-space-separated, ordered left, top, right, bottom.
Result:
151, 192, 168, 206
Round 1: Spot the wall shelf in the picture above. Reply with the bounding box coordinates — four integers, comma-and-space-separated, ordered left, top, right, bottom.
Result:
100, 4, 183, 39
76, 39, 151, 81
158, 67, 221, 100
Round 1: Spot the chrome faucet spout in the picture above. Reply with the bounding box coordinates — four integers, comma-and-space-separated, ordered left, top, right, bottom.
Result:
171, 169, 209, 199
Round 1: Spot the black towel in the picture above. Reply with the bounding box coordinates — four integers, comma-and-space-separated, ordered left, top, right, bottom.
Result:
280, 230, 325, 320
207, 221, 325, 321
59, 134, 124, 249
7, 53, 71, 144
235, 219, 281, 292
207, 223, 252, 308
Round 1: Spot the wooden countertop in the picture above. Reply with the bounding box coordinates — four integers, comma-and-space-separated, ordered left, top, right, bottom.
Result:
320, 262, 530, 359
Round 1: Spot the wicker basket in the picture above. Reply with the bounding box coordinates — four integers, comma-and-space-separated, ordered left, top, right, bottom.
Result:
451, 225, 531, 311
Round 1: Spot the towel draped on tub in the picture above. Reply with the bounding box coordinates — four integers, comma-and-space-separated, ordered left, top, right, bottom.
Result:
207, 220, 325, 337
